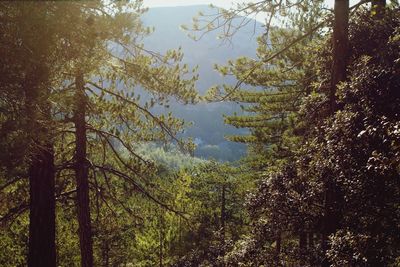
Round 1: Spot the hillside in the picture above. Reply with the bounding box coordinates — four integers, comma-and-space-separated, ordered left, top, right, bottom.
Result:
142, 5, 264, 161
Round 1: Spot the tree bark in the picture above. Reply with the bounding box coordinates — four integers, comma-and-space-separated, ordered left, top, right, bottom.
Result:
74, 72, 94, 267
322, 1, 349, 266
330, 0, 349, 112
28, 144, 56, 267
25, 61, 56, 267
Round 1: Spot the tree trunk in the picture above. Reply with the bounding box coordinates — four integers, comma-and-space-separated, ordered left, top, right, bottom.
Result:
28, 144, 56, 267
323, 1, 349, 266
74, 72, 94, 267
25, 64, 56, 267
330, 0, 349, 112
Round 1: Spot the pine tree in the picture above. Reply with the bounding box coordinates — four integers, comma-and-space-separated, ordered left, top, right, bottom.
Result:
1, 2, 198, 265
204, 0, 326, 171
48, 2, 198, 265
0, 3, 73, 265
196, 2, 327, 264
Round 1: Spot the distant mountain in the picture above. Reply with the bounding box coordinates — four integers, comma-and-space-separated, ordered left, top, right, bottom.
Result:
141, 5, 264, 161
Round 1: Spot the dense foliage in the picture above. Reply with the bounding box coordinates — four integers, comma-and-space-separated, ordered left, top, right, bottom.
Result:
216, 5, 400, 267
0, 1, 399, 267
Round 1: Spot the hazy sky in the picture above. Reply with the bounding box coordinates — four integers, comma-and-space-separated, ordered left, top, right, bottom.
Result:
143, 0, 267, 8
142, 0, 359, 23
143, 0, 359, 9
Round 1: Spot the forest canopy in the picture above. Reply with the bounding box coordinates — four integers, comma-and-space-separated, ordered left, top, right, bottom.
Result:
0, 1, 399, 267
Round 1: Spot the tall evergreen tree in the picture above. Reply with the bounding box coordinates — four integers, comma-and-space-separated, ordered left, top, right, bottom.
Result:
0, 3, 70, 265
49, 2, 198, 265
321, 1, 349, 265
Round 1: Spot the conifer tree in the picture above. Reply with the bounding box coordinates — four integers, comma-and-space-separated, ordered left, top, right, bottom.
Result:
189, 1, 398, 265
202, 0, 326, 171
0, 3, 73, 265
2, 1, 198, 265
49, 2, 198, 265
